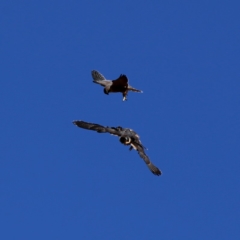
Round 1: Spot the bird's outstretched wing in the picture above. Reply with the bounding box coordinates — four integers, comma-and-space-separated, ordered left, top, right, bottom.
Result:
91, 70, 106, 81
134, 144, 161, 176
127, 85, 143, 93
73, 120, 121, 136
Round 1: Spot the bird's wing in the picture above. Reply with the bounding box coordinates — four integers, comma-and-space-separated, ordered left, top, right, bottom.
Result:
112, 74, 128, 86
73, 120, 121, 136
91, 70, 106, 80
134, 144, 161, 176
127, 85, 143, 93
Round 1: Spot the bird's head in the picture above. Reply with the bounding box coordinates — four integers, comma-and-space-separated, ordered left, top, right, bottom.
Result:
119, 136, 132, 145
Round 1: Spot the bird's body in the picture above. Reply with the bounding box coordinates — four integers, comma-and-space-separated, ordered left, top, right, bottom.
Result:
91, 70, 142, 101
73, 120, 161, 176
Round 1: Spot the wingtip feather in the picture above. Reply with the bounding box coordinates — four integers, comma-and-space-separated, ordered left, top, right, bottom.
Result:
148, 163, 162, 176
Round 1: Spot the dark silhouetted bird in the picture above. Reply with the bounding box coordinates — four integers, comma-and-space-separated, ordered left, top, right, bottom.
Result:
91, 70, 142, 101
73, 120, 161, 176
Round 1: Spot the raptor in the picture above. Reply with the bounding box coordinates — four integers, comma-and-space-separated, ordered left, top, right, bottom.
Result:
73, 120, 161, 176
91, 70, 142, 101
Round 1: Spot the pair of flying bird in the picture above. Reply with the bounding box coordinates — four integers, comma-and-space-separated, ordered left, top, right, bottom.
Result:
73, 70, 161, 176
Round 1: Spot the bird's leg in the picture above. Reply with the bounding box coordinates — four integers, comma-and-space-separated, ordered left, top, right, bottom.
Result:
129, 146, 133, 151
122, 92, 128, 101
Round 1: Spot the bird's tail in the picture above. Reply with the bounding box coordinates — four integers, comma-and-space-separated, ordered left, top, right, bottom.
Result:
147, 162, 162, 176
91, 70, 106, 81
93, 79, 102, 84
127, 85, 143, 93
92, 79, 110, 87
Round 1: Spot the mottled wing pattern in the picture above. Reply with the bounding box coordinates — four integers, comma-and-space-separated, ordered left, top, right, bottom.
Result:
91, 70, 106, 81
73, 120, 121, 136
134, 144, 161, 176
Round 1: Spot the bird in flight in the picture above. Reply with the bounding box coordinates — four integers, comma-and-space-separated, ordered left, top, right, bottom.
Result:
73, 120, 161, 176
91, 70, 143, 101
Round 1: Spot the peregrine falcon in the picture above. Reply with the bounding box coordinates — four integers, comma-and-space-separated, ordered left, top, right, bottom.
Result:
73, 120, 161, 176
91, 70, 143, 101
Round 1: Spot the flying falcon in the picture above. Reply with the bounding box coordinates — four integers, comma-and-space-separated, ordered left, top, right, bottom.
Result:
73, 120, 161, 176
91, 70, 143, 101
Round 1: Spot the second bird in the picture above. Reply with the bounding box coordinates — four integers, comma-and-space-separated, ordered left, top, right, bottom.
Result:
91, 70, 143, 101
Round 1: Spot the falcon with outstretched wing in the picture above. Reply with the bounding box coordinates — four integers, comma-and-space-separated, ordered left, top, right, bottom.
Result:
73, 120, 161, 176
91, 70, 143, 101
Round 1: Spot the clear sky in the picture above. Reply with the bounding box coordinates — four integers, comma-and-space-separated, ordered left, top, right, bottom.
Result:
1, 0, 240, 239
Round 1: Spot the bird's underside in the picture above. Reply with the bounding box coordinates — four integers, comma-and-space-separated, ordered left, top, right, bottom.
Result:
91, 70, 143, 101
73, 120, 161, 176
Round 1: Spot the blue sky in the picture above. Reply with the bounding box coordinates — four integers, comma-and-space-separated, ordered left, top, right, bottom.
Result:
1, 0, 240, 239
